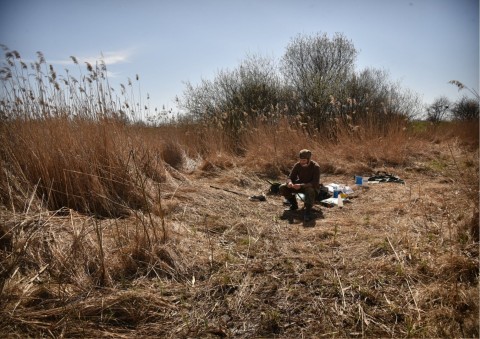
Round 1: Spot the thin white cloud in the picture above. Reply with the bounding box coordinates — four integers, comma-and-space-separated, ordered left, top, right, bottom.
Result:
40, 49, 135, 79
87, 50, 132, 65
50, 49, 134, 66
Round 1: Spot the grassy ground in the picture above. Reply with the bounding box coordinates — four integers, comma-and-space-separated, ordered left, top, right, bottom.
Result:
1, 48, 478, 338
0, 125, 478, 338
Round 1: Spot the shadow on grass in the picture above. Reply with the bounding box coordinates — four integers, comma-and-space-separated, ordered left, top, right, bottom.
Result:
279, 207, 324, 227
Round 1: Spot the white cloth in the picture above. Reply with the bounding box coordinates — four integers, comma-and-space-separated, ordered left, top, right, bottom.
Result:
325, 183, 354, 195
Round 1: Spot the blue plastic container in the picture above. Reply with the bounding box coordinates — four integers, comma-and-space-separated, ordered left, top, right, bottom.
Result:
355, 176, 363, 185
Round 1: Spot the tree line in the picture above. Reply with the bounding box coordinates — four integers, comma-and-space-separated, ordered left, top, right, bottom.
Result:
179, 32, 422, 137
180, 32, 478, 135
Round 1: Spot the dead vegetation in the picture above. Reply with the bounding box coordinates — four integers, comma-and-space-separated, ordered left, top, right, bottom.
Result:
0, 47, 478, 338
0, 125, 478, 337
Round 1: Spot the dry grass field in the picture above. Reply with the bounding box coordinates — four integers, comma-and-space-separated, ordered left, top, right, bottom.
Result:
0, 116, 478, 338
0, 48, 478, 338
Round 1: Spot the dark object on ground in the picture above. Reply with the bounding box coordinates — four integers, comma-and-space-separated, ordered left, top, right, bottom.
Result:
266, 180, 281, 195
367, 171, 405, 184
316, 184, 331, 201
249, 194, 266, 202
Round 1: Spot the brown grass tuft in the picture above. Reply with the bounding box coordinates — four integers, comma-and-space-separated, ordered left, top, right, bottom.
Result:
161, 140, 184, 170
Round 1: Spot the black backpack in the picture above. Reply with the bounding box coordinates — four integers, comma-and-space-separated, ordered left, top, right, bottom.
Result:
316, 184, 331, 201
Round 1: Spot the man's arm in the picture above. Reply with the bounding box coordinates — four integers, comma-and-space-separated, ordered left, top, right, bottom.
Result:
286, 163, 300, 188
287, 163, 299, 183
311, 164, 320, 188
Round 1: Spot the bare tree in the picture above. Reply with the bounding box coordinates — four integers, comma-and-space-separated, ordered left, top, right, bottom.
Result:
179, 53, 283, 152
426, 96, 451, 122
281, 32, 357, 123
451, 96, 479, 121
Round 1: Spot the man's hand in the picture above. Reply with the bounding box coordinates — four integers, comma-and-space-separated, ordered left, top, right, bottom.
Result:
287, 182, 302, 190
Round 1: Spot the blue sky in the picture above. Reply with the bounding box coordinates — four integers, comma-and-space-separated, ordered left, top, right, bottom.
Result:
1, 0, 478, 116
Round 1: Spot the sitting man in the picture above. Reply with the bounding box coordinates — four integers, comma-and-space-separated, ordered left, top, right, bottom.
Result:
279, 149, 320, 221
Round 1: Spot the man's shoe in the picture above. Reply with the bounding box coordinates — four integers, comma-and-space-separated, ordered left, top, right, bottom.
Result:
285, 203, 298, 211
284, 197, 298, 211
304, 204, 313, 221
304, 211, 313, 222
